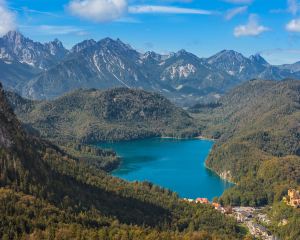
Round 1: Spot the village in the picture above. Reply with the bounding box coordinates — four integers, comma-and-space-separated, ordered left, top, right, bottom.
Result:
183, 198, 278, 240
183, 189, 300, 239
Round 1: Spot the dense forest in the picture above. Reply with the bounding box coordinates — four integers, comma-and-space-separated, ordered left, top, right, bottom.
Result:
0, 82, 247, 239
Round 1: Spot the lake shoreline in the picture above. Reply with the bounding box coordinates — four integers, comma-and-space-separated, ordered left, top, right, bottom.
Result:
97, 138, 233, 200
204, 165, 236, 185
160, 135, 216, 142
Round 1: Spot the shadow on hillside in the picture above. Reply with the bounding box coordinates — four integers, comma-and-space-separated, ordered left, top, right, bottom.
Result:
46, 170, 172, 228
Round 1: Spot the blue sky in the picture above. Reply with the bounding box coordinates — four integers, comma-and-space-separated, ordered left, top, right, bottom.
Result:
1, 0, 300, 64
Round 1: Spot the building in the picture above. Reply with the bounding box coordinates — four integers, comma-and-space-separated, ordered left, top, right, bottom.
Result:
196, 198, 209, 204
235, 211, 252, 223
223, 206, 233, 214
247, 222, 270, 239
183, 198, 194, 203
284, 189, 300, 208
212, 202, 221, 209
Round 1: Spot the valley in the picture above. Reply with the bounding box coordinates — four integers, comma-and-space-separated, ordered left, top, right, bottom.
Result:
0, 81, 245, 239
0, 31, 300, 240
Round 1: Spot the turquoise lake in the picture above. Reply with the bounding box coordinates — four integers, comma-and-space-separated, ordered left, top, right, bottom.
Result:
97, 138, 233, 200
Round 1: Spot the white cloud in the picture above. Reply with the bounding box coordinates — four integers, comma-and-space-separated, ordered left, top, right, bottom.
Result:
270, 0, 300, 15
128, 5, 213, 15
286, 19, 300, 32
288, 0, 299, 15
0, 0, 16, 36
67, 0, 128, 22
225, 6, 247, 20
39, 25, 88, 35
234, 14, 269, 37
19, 25, 88, 36
223, 0, 253, 4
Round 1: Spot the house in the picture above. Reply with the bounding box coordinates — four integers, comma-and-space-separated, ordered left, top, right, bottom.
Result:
183, 198, 194, 203
212, 202, 221, 209
284, 189, 300, 208
196, 198, 209, 204
247, 222, 270, 238
223, 206, 233, 214
235, 211, 252, 222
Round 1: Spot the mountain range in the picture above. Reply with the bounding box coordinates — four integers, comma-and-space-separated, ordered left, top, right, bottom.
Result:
1, 31, 300, 106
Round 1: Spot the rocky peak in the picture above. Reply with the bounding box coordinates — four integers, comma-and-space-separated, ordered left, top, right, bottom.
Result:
175, 49, 191, 57
249, 54, 269, 66
71, 39, 97, 53
208, 50, 248, 64
142, 51, 163, 62
0, 31, 68, 68
3, 31, 26, 45
98, 37, 133, 52
165, 49, 199, 61
45, 39, 68, 58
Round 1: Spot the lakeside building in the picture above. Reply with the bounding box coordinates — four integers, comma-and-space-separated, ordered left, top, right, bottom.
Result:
235, 211, 252, 222
182, 198, 194, 203
195, 198, 209, 204
283, 189, 300, 208
212, 202, 221, 209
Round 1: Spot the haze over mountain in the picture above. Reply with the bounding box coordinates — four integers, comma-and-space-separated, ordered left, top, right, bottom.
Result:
1, 31, 300, 106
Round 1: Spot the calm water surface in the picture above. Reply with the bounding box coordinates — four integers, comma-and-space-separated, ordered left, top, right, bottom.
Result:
97, 138, 232, 200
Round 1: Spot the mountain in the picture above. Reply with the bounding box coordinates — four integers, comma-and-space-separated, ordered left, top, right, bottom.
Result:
0, 31, 68, 69
207, 50, 300, 82
279, 61, 300, 72
0, 81, 244, 239
0, 58, 40, 92
71, 39, 97, 53
192, 79, 300, 207
22, 37, 154, 99
249, 53, 269, 66
207, 50, 268, 80
19, 38, 235, 105
158, 50, 235, 94
2, 31, 300, 106
7, 88, 198, 144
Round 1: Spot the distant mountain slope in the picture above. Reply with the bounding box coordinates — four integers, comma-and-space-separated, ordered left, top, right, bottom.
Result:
7, 88, 198, 143
0, 59, 40, 92
193, 79, 300, 206
279, 61, 300, 72
1, 31, 300, 106
207, 50, 300, 81
0, 82, 244, 239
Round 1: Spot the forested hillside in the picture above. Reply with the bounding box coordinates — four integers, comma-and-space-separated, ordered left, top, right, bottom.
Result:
193, 79, 300, 206
6, 88, 198, 144
192, 79, 300, 238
